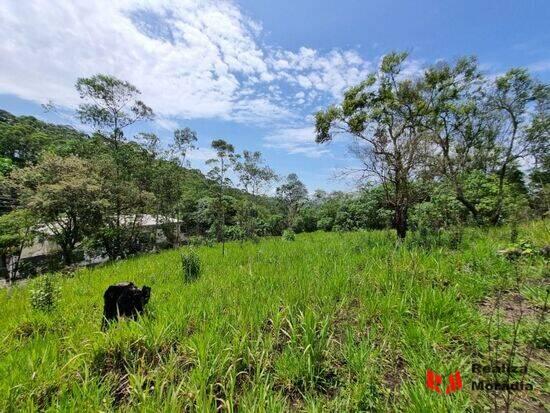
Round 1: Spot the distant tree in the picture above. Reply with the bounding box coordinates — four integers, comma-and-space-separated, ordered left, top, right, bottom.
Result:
76, 74, 153, 150
234, 150, 277, 240
487, 69, 549, 223
0, 209, 36, 282
11, 154, 104, 265
276, 173, 308, 228
170, 128, 198, 167
235, 151, 277, 196
315, 52, 429, 238
206, 139, 237, 254
135, 132, 161, 159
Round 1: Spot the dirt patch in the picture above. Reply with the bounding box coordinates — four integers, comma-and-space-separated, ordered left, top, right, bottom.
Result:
331, 297, 361, 343
479, 291, 542, 323
382, 354, 407, 392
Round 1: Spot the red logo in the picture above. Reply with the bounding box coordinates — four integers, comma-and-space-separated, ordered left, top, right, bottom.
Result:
426, 370, 462, 394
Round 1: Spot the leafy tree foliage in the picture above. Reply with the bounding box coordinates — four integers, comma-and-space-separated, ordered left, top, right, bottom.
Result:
276, 173, 308, 228
316, 52, 429, 238
11, 154, 104, 265
0, 209, 36, 281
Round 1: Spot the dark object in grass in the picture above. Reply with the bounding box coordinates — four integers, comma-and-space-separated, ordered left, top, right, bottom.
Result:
102, 282, 151, 329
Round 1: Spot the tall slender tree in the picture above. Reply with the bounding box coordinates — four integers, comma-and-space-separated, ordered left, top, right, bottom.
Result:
170, 128, 198, 167
75, 75, 154, 257
206, 139, 237, 255
235, 151, 277, 196
276, 173, 308, 229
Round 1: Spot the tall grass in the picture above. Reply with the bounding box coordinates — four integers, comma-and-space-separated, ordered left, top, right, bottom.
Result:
0, 221, 548, 411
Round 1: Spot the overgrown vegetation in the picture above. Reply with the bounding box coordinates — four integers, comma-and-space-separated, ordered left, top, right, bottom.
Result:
181, 249, 201, 283
1, 52, 548, 279
0, 221, 548, 411
29, 275, 60, 312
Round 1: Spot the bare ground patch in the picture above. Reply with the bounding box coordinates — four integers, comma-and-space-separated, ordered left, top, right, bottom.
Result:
479, 291, 541, 323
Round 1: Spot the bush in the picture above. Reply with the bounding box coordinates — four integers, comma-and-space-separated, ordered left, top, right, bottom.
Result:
407, 226, 464, 250
30, 275, 60, 312
282, 229, 295, 241
188, 235, 214, 247
181, 249, 201, 282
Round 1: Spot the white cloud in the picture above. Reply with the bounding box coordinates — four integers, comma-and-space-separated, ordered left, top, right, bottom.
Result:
268, 48, 372, 100
187, 146, 217, 162
4, 1, 439, 165
0, 0, 377, 129
263, 126, 329, 158
0, 0, 274, 121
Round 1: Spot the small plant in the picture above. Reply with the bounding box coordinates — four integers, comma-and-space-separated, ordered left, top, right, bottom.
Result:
181, 249, 201, 282
30, 275, 60, 312
282, 229, 295, 241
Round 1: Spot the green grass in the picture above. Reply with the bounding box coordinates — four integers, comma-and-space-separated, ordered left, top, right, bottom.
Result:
1, 221, 548, 412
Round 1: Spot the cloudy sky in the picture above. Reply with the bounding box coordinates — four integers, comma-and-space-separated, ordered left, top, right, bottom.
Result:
1, 0, 549, 191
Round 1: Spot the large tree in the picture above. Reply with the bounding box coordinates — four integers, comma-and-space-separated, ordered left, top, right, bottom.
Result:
11, 154, 104, 265
419, 57, 490, 222
75, 75, 155, 256
76, 74, 153, 150
315, 52, 429, 238
235, 150, 277, 196
487, 69, 549, 224
414, 60, 548, 225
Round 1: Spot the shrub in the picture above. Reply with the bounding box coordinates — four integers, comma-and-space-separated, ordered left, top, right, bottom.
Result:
188, 236, 214, 247
282, 229, 295, 241
407, 226, 463, 250
30, 275, 60, 312
181, 249, 201, 282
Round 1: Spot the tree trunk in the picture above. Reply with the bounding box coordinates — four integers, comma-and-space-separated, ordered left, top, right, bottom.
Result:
61, 244, 74, 266
0, 253, 8, 281
395, 204, 408, 239
456, 192, 481, 224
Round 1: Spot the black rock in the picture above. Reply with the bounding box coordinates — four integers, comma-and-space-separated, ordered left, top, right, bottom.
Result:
102, 282, 151, 329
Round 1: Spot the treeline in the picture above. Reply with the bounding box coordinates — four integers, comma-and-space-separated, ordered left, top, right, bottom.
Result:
315, 52, 549, 238
0, 75, 286, 279
1, 53, 549, 279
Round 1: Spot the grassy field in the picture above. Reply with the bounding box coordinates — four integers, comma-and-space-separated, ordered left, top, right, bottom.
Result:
0, 221, 548, 412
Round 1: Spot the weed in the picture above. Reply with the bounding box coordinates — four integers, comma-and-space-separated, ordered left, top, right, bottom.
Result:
282, 229, 295, 241
181, 249, 201, 282
30, 275, 60, 312
0, 221, 548, 411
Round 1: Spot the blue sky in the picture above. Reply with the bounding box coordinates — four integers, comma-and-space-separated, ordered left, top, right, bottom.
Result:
1, 0, 549, 193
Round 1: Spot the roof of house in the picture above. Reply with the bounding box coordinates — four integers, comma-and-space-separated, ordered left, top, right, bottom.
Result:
35, 214, 181, 235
